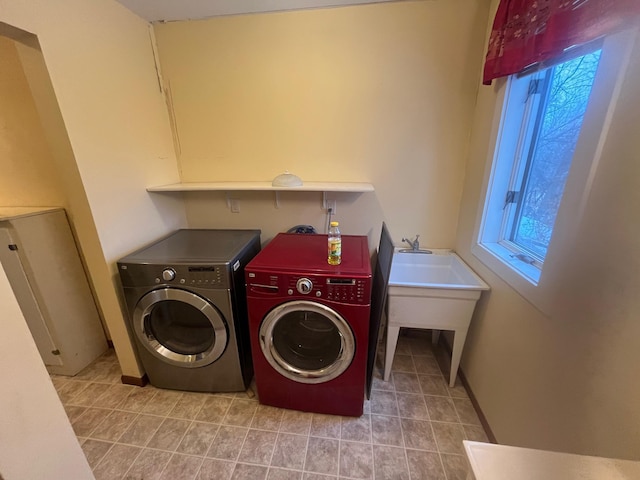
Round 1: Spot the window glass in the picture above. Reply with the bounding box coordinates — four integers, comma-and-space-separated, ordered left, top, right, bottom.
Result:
509, 51, 601, 261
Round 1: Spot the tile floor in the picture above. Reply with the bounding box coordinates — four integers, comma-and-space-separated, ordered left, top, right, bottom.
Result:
51, 329, 489, 480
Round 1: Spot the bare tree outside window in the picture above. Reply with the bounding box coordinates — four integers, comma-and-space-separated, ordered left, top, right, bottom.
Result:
511, 51, 602, 260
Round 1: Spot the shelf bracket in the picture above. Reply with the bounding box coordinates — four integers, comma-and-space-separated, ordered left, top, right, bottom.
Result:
322, 192, 327, 210
225, 192, 231, 210
274, 191, 280, 209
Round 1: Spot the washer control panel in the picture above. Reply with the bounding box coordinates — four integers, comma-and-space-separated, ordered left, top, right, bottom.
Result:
246, 271, 370, 304
288, 275, 368, 303
296, 278, 313, 294
325, 278, 368, 303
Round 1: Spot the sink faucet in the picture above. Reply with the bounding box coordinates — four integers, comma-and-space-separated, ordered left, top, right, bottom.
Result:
402, 235, 421, 251
400, 235, 432, 254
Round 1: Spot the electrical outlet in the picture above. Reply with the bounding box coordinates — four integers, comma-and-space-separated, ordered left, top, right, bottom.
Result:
327, 200, 337, 214
230, 199, 240, 213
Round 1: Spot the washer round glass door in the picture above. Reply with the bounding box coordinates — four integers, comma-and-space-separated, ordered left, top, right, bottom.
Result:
259, 300, 355, 384
133, 288, 228, 368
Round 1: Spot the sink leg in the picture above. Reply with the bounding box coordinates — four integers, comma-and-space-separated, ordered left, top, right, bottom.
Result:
449, 327, 469, 387
383, 325, 400, 382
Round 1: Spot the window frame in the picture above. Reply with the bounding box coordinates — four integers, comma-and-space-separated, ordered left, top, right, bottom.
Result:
472, 29, 636, 312
499, 67, 551, 269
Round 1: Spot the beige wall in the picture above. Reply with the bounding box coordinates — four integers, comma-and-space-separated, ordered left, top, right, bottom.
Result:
0, 0, 185, 379
153, 0, 490, 246
0, 37, 66, 207
455, 5, 640, 459
0, 262, 93, 479
6, 0, 637, 465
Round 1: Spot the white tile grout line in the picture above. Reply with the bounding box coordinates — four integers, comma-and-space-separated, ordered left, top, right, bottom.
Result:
152, 417, 198, 478
191, 395, 240, 478
369, 412, 376, 480
70, 343, 481, 479
97, 388, 215, 478
298, 422, 313, 475
91, 389, 167, 475
398, 407, 415, 480
215, 397, 252, 477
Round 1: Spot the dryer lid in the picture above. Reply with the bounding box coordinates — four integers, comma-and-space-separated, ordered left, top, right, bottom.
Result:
120, 229, 261, 264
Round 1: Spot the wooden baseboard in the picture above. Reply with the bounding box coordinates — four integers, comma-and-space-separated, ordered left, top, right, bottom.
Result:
438, 335, 497, 444
121, 374, 148, 387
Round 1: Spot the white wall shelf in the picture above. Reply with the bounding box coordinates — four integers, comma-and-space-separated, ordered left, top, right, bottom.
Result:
146, 181, 374, 193
146, 181, 374, 209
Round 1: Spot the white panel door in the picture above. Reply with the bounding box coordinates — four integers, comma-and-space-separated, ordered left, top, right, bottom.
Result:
0, 227, 62, 366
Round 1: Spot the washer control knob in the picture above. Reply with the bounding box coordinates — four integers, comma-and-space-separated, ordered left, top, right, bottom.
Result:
162, 268, 176, 281
296, 278, 313, 294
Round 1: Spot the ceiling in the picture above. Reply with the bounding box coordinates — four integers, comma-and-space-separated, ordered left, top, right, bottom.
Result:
114, 0, 407, 22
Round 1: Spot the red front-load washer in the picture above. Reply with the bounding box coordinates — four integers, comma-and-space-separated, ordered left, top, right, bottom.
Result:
245, 233, 372, 417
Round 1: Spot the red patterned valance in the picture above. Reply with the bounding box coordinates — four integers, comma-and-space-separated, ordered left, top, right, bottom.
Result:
483, 0, 640, 85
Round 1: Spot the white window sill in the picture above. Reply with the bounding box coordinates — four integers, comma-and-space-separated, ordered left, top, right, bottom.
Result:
471, 242, 551, 313
479, 243, 540, 284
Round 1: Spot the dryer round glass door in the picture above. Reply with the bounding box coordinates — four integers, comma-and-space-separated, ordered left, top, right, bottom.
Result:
259, 300, 355, 384
133, 288, 228, 368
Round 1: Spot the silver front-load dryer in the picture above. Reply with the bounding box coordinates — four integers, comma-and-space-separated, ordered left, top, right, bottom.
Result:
118, 229, 260, 392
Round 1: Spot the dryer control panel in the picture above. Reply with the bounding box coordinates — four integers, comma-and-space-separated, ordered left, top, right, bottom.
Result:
119, 263, 230, 289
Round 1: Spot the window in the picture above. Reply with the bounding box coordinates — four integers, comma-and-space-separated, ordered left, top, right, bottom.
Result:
473, 30, 634, 306
502, 49, 601, 265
